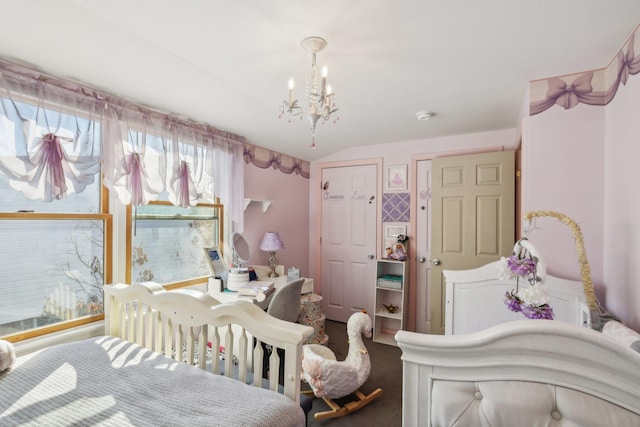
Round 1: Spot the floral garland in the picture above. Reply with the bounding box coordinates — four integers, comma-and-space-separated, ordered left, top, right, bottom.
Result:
498, 238, 554, 320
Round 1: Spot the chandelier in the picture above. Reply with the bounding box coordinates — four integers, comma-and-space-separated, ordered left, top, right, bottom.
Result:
279, 36, 339, 149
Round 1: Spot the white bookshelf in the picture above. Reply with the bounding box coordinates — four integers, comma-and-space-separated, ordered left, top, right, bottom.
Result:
373, 259, 408, 346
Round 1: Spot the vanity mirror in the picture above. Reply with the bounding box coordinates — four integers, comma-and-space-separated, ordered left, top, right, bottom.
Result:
232, 233, 251, 267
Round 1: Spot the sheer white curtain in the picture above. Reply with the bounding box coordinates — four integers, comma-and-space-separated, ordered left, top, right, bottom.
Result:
0, 68, 102, 201
0, 61, 244, 231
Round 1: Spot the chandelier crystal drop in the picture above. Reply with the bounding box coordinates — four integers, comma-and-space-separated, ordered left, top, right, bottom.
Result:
279, 36, 339, 149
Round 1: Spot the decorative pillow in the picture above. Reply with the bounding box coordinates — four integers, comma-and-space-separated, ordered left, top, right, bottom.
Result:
602, 320, 640, 353
0, 339, 16, 372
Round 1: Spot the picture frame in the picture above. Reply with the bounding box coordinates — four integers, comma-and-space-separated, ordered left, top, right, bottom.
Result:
385, 164, 408, 190
203, 246, 227, 277
383, 224, 407, 256
386, 225, 407, 239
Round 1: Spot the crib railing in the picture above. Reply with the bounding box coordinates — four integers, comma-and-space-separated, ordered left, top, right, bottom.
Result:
104, 282, 313, 403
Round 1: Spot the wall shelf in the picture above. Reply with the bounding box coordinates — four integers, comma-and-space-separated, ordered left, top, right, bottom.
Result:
243, 198, 273, 212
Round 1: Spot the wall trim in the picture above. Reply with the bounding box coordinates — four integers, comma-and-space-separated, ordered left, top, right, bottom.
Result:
530, 24, 640, 115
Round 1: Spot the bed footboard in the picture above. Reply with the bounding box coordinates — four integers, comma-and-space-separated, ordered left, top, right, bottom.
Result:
104, 282, 313, 403
396, 320, 640, 426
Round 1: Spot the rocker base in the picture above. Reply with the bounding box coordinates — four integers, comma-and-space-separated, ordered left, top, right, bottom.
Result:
304, 388, 383, 421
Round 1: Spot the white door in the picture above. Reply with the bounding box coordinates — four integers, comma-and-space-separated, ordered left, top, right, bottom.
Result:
415, 160, 432, 333
321, 164, 378, 323
429, 151, 514, 334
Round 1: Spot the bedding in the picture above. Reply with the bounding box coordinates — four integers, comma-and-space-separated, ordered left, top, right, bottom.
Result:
0, 336, 304, 427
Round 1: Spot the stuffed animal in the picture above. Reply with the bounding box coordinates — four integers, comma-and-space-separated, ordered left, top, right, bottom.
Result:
0, 339, 16, 372
388, 234, 409, 261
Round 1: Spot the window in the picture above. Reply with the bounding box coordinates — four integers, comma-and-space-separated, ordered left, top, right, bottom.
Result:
0, 61, 238, 342
0, 176, 110, 340
129, 201, 223, 288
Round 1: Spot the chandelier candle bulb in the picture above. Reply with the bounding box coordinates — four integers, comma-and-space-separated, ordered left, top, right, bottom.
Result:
321, 66, 328, 97
288, 79, 295, 104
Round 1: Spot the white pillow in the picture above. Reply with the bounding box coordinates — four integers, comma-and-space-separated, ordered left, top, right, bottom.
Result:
602, 320, 640, 352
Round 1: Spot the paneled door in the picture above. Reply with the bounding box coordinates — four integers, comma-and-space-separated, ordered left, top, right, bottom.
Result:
415, 160, 433, 333
321, 164, 378, 323
429, 151, 514, 334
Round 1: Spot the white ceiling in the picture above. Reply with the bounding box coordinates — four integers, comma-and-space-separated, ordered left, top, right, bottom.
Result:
1, 1, 640, 161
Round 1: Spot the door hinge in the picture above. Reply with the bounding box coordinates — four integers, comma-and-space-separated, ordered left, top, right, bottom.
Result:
516, 170, 521, 178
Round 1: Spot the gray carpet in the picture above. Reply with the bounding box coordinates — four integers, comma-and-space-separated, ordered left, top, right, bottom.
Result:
303, 320, 403, 426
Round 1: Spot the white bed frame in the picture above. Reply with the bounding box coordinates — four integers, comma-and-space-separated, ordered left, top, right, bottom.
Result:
104, 282, 313, 403
443, 260, 591, 334
396, 320, 640, 426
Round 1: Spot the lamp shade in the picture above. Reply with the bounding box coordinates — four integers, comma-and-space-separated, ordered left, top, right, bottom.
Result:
260, 232, 284, 252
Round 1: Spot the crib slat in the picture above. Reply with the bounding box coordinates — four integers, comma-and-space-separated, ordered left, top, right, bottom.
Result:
197, 325, 207, 370
252, 339, 265, 388
224, 326, 234, 378
186, 327, 195, 365
210, 327, 220, 374
164, 317, 173, 358
135, 302, 143, 345
268, 348, 280, 392
176, 324, 184, 361
237, 328, 248, 383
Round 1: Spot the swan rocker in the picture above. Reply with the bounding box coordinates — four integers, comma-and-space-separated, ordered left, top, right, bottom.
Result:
301, 311, 383, 420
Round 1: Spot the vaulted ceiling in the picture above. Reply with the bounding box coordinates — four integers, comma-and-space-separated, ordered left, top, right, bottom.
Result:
1, 1, 640, 161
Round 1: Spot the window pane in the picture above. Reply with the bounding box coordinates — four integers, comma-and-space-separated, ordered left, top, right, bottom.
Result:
131, 204, 219, 284
0, 175, 101, 213
0, 219, 105, 336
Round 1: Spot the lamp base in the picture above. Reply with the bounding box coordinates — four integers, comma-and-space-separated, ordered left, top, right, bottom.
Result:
267, 251, 280, 278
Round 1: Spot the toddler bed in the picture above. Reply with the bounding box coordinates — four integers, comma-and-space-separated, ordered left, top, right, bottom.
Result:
0, 282, 314, 427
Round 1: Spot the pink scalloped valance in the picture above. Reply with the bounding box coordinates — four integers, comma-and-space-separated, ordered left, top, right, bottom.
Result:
243, 143, 309, 178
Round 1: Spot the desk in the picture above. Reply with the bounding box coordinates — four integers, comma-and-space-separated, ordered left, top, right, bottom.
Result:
210, 280, 275, 310
208, 277, 314, 306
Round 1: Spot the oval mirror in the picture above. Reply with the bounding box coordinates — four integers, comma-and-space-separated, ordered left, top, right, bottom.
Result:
232, 233, 251, 267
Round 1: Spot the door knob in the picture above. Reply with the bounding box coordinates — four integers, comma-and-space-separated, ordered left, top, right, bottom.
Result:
368, 254, 375, 259
417, 257, 426, 263
432, 258, 441, 265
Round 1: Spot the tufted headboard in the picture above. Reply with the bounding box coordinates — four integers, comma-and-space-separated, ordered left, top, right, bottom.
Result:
396, 320, 640, 426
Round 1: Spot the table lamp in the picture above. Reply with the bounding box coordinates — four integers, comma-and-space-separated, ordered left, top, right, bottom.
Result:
260, 231, 284, 277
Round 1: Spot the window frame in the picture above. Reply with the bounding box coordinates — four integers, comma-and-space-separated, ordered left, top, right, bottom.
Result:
125, 200, 224, 291
0, 189, 112, 342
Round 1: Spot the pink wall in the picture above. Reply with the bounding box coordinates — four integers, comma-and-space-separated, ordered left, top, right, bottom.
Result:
523, 105, 605, 292
523, 26, 640, 331
241, 163, 310, 277
604, 74, 640, 329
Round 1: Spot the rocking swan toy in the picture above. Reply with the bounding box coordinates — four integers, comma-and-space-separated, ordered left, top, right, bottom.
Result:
301, 312, 383, 420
